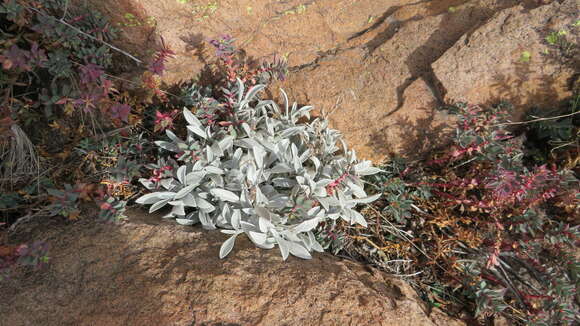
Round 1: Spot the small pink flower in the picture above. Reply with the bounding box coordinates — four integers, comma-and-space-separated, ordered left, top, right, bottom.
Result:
154, 110, 178, 132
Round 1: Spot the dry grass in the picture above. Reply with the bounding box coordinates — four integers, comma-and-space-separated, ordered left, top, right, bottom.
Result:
0, 124, 40, 190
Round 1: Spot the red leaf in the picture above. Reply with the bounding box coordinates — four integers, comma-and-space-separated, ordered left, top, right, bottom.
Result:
110, 103, 131, 123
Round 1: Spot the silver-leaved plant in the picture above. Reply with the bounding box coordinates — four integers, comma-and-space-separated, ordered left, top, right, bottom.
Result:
136, 79, 380, 259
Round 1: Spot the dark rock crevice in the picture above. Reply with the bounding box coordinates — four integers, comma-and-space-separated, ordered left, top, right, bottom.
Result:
389, 1, 523, 114
288, 46, 356, 72
347, 0, 430, 42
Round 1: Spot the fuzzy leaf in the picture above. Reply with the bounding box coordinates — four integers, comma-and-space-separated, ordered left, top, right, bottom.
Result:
210, 189, 239, 203
149, 199, 170, 213
248, 231, 267, 245
293, 217, 319, 233
187, 125, 207, 139
175, 184, 196, 199
277, 238, 290, 260
176, 218, 196, 226
219, 234, 237, 259
183, 108, 202, 127
288, 242, 312, 259
136, 192, 174, 204
351, 193, 381, 205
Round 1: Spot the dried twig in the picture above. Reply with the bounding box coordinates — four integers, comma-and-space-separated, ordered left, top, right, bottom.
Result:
493, 111, 579, 127
7, 204, 51, 234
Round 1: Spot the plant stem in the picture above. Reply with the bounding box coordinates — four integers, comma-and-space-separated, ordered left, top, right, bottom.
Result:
25, 6, 143, 64
493, 111, 579, 127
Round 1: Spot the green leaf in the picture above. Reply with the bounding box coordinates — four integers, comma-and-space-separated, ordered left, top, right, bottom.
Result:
520, 51, 531, 63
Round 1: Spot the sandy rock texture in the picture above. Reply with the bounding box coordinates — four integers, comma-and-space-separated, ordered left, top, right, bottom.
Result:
82, 0, 575, 162
432, 0, 578, 117
0, 210, 465, 326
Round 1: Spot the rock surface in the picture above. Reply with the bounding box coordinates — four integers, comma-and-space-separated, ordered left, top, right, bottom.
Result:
0, 210, 464, 326
432, 0, 578, 117
85, 0, 575, 162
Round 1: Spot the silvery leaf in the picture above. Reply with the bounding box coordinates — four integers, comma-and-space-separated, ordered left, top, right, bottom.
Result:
149, 199, 170, 213
177, 165, 187, 184
255, 242, 276, 250
255, 207, 270, 220
357, 166, 381, 176
236, 78, 245, 103
279, 88, 290, 118
291, 144, 301, 171
199, 211, 216, 230
308, 232, 324, 252
246, 164, 257, 185
293, 217, 319, 233
136, 192, 174, 204
219, 136, 234, 151
139, 178, 156, 190
176, 218, 196, 226
280, 127, 304, 139
313, 186, 327, 197
221, 229, 240, 235
288, 242, 312, 259
347, 180, 366, 198
294, 105, 313, 118
137, 80, 385, 260
205, 166, 224, 175
182, 193, 197, 207
210, 189, 239, 203
186, 171, 206, 187
353, 161, 381, 175
317, 197, 330, 210
276, 237, 290, 261
299, 149, 311, 163
258, 217, 272, 233
350, 193, 381, 205
248, 231, 267, 245
155, 141, 177, 152
350, 209, 368, 227
206, 146, 214, 162
244, 84, 265, 102
235, 137, 259, 149
219, 234, 237, 259
196, 196, 215, 212
242, 123, 252, 137
239, 189, 252, 207
187, 125, 207, 139
253, 146, 265, 168
255, 186, 268, 205
174, 184, 196, 199
231, 209, 241, 229
183, 108, 202, 127
211, 141, 224, 157
270, 164, 293, 174
307, 206, 322, 218
310, 156, 321, 172
166, 129, 179, 142
170, 203, 186, 216
160, 178, 175, 190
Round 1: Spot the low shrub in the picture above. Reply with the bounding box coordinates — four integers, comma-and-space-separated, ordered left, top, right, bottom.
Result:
0, 0, 152, 278
136, 80, 380, 259
330, 102, 579, 325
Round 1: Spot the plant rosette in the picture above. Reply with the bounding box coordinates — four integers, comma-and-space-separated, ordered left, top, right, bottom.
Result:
136, 79, 380, 260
